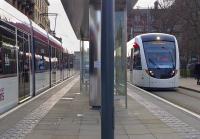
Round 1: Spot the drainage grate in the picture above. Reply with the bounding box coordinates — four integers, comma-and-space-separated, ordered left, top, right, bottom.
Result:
128, 88, 200, 139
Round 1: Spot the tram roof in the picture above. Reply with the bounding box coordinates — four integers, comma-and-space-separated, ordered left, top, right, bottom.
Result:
137, 33, 175, 42
0, 1, 62, 49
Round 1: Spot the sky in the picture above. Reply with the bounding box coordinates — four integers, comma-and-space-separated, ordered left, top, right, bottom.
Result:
134, 0, 157, 9
48, 0, 156, 53
48, 0, 80, 53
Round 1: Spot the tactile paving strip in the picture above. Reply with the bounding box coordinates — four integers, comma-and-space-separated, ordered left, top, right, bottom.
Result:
0, 78, 79, 139
128, 88, 200, 139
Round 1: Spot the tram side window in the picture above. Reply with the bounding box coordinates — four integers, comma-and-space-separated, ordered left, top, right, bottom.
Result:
35, 39, 49, 72
17, 31, 30, 75
51, 47, 57, 71
63, 53, 68, 69
0, 22, 17, 78
133, 48, 142, 70
56, 49, 62, 70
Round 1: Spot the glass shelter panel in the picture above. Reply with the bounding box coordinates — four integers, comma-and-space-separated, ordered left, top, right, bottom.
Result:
115, 0, 127, 102
88, 0, 101, 107
80, 41, 90, 95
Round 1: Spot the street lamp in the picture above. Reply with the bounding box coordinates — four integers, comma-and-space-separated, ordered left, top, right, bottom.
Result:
40, 13, 58, 35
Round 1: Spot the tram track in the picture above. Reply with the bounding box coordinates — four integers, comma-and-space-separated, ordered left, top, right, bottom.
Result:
128, 83, 200, 137
147, 87, 200, 116
176, 87, 200, 99
128, 82, 200, 119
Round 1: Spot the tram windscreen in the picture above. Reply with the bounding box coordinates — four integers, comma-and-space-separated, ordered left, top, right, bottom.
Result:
143, 41, 176, 69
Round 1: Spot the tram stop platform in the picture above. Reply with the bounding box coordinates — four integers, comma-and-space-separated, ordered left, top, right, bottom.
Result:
0, 75, 200, 139
180, 77, 200, 92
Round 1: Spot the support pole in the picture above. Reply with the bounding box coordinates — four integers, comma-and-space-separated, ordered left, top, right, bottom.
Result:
80, 40, 82, 90
101, 0, 114, 138
29, 20, 36, 97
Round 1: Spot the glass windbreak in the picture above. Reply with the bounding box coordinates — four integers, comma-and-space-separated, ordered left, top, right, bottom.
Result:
143, 41, 176, 69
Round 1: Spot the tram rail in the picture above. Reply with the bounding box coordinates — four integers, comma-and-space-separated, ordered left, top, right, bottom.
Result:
128, 82, 200, 119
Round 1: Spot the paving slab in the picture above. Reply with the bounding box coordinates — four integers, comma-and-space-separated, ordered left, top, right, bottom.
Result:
180, 77, 200, 92
129, 134, 156, 139
24, 79, 101, 138
0, 76, 197, 139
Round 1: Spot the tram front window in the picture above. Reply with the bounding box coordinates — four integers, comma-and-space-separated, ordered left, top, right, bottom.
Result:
143, 41, 176, 79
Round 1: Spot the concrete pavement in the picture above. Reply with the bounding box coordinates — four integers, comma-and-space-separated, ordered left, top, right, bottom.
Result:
0, 75, 199, 138
180, 77, 200, 92
25, 79, 101, 139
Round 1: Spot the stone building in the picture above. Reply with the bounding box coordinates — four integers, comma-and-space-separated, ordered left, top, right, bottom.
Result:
5, 0, 50, 31
34, 0, 50, 31
5, 0, 35, 19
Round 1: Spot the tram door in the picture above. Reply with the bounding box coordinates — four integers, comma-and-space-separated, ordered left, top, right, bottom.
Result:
17, 31, 30, 101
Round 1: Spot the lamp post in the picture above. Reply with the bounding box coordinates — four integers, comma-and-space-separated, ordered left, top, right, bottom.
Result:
40, 13, 58, 34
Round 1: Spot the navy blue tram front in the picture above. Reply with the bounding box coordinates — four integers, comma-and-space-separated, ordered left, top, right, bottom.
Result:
128, 33, 179, 88
140, 34, 179, 88
143, 41, 177, 79
142, 35, 177, 80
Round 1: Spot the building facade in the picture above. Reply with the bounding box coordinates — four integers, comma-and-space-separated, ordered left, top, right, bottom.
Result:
127, 0, 139, 40
127, 9, 156, 40
5, 0, 35, 19
34, 0, 50, 31
5, 0, 50, 31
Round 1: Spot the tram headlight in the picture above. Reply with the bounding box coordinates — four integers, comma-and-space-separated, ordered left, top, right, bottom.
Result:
149, 70, 154, 76
171, 69, 178, 76
145, 69, 155, 77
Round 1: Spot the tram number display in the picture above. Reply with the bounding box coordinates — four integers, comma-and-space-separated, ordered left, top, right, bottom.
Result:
0, 88, 4, 101
151, 41, 166, 45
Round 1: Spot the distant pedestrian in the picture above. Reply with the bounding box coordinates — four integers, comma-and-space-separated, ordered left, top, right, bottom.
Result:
194, 62, 200, 85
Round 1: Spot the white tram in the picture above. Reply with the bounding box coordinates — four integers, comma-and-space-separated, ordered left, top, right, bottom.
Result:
0, 1, 73, 113
127, 33, 180, 88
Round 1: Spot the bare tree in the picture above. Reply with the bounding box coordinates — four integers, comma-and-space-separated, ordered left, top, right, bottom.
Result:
175, 0, 200, 60
151, 0, 179, 34
152, 0, 200, 62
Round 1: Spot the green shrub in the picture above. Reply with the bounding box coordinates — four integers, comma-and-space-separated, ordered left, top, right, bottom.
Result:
180, 69, 190, 77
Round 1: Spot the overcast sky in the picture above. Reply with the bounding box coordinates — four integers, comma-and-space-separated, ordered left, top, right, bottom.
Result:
48, 0, 155, 52
48, 0, 80, 53
134, 0, 157, 8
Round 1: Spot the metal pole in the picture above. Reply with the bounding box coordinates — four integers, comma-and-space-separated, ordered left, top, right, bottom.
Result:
125, 0, 128, 109
80, 40, 84, 91
101, 0, 114, 138
47, 33, 51, 88
80, 40, 85, 92
80, 40, 82, 90
29, 20, 36, 97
